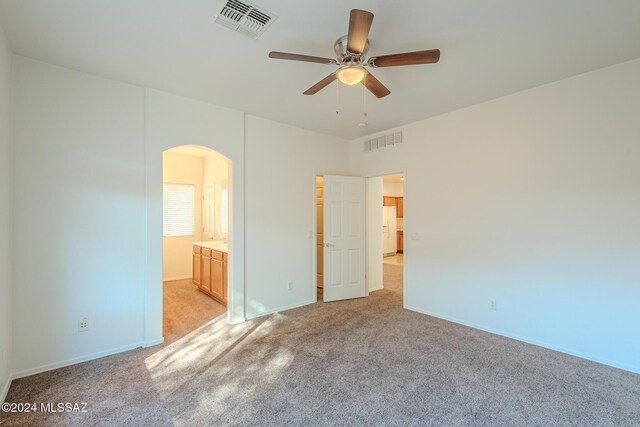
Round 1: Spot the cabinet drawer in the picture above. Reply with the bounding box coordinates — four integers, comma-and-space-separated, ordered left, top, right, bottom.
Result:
211, 250, 224, 261
223, 253, 228, 262
202, 248, 212, 257
193, 245, 202, 255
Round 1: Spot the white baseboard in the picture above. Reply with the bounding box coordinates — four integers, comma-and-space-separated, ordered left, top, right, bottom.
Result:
1, 376, 10, 403
368, 284, 384, 293
163, 275, 192, 282
142, 337, 165, 348
226, 315, 247, 325
245, 299, 316, 321
11, 342, 145, 380
405, 305, 640, 375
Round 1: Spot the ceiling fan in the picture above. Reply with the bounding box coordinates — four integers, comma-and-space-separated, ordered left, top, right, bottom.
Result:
268, 9, 440, 98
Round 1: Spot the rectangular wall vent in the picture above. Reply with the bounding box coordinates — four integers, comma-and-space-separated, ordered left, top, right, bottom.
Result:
214, 0, 277, 39
363, 131, 403, 152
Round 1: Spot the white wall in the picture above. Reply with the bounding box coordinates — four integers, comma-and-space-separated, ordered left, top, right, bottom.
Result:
244, 116, 349, 319
350, 59, 640, 374
12, 57, 146, 376
162, 153, 203, 281
10, 48, 639, 380
9, 59, 354, 377
10, 60, 249, 375
0, 23, 13, 401
383, 182, 404, 197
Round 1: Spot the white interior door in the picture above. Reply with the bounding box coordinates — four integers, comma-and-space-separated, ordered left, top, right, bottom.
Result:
323, 175, 366, 302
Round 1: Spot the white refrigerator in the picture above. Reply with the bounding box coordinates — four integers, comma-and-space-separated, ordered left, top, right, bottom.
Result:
382, 206, 397, 256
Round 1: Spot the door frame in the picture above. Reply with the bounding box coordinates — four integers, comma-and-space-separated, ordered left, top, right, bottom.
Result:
312, 170, 407, 306
312, 174, 322, 303
367, 169, 407, 308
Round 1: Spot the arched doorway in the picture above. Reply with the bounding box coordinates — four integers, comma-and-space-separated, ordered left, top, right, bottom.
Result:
161, 145, 232, 342
143, 90, 246, 347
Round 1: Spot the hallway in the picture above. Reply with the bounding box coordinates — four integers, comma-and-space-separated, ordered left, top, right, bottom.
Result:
383, 253, 403, 266
383, 254, 403, 294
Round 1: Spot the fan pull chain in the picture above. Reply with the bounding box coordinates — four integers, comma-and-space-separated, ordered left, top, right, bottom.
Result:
363, 74, 367, 118
335, 79, 340, 115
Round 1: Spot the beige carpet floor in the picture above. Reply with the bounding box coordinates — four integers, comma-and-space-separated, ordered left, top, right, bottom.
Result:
2, 265, 640, 426
162, 279, 227, 343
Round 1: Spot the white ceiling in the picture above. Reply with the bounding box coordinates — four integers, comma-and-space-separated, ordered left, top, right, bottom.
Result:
1, 0, 639, 139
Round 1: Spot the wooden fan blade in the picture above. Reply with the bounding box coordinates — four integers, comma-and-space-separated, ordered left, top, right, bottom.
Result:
363, 72, 390, 98
303, 73, 337, 95
370, 49, 441, 67
269, 51, 335, 64
347, 9, 374, 54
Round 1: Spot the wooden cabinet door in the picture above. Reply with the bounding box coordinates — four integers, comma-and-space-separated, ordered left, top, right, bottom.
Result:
211, 258, 224, 301
396, 197, 403, 217
193, 252, 201, 286
397, 231, 403, 253
383, 196, 396, 207
200, 255, 211, 294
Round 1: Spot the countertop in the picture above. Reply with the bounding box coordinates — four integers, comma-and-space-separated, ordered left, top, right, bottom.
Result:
192, 240, 228, 253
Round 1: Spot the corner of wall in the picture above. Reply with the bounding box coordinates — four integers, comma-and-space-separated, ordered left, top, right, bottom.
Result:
0, 23, 14, 403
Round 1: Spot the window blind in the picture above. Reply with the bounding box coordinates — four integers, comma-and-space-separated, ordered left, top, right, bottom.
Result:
163, 184, 195, 237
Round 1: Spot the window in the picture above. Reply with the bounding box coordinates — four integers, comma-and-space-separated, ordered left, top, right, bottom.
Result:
221, 187, 229, 234
163, 184, 195, 237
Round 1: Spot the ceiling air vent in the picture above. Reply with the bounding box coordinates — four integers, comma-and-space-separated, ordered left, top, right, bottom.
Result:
363, 131, 403, 152
214, 0, 277, 39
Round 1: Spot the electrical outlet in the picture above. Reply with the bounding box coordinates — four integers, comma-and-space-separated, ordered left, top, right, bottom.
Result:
489, 300, 497, 311
78, 318, 89, 332
287, 282, 293, 291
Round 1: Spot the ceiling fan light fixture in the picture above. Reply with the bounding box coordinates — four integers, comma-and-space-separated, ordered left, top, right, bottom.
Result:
267, 9, 440, 99
336, 66, 366, 85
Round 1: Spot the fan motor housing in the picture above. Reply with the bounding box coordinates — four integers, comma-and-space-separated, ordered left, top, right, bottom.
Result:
334, 35, 369, 64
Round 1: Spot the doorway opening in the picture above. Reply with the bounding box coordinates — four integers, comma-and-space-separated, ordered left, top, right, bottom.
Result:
162, 145, 231, 343
380, 174, 404, 295
362, 173, 405, 300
